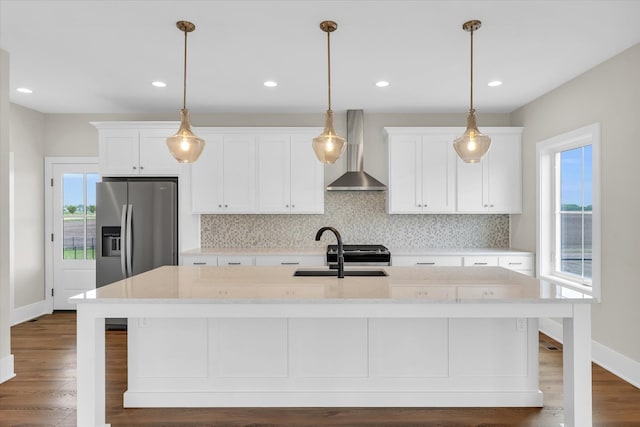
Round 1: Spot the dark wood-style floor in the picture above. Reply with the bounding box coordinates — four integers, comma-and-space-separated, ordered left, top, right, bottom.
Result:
1, 312, 640, 426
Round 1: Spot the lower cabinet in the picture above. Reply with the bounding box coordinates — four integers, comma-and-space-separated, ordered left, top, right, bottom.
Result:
217, 256, 255, 266
181, 255, 217, 266
393, 253, 534, 276
254, 255, 325, 267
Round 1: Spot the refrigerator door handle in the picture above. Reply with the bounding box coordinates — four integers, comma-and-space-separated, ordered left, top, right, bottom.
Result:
126, 204, 133, 277
120, 204, 128, 278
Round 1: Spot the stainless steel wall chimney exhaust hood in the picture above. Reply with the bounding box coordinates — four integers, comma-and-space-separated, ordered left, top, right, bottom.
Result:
326, 110, 386, 191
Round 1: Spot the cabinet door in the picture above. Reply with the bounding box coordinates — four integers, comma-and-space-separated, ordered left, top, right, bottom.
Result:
223, 135, 256, 212
290, 135, 324, 213
138, 129, 182, 176
421, 135, 457, 212
98, 129, 139, 176
388, 135, 422, 213
257, 135, 291, 213
190, 133, 224, 213
485, 133, 522, 213
456, 158, 486, 212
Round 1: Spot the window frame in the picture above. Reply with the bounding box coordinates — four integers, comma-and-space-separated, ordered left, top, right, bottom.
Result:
536, 123, 601, 299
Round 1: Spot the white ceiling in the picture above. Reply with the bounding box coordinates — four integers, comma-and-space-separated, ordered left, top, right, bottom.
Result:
1, 0, 639, 115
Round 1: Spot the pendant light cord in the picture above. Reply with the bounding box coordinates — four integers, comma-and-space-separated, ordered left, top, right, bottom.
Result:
469, 27, 474, 112
327, 30, 332, 112
182, 28, 188, 110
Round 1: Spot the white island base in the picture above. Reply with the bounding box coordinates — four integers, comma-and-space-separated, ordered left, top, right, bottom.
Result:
125, 316, 542, 408
73, 266, 593, 427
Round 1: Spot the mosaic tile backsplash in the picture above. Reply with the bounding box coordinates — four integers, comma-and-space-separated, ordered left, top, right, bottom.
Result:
201, 192, 509, 249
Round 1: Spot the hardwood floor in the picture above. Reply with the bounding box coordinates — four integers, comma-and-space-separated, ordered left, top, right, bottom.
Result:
2, 312, 640, 426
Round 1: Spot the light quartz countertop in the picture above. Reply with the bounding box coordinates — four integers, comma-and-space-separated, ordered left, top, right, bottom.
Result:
182, 247, 534, 256
71, 265, 590, 304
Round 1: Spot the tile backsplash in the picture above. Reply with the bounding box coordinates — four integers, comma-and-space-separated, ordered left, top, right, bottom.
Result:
201, 192, 509, 249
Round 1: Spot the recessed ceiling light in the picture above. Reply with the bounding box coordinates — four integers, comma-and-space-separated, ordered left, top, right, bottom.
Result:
375, 81, 390, 87
488, 80, 502, 87
264, 81, 278, 88
152, 81, 167, 88
16, 87, 33, 94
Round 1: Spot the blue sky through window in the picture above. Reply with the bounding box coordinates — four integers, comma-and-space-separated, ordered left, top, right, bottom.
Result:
560, 145, 592, 208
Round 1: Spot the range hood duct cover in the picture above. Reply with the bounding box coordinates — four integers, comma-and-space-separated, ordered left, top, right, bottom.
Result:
326, 110, 386, 191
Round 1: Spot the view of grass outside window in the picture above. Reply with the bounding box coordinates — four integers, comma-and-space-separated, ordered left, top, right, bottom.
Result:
557, 145, 592, 281
63, 173, 99, 260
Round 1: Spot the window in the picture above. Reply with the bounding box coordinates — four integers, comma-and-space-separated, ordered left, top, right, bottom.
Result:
537, 123, 600, 298
62, 172, 100, 260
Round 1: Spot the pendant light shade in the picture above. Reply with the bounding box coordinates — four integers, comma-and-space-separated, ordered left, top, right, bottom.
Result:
453, 20, 491, 164
313, 20, 346, 164
167, 20, 205, 163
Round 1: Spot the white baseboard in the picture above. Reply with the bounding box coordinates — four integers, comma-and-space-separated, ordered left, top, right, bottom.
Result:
11, 299, 50, 326
0, 354, 15, 384
539, 318, 640, 389
124, 390, 544, 408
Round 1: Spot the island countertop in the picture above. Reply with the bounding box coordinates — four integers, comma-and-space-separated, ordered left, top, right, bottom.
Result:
71, 265, 593, 304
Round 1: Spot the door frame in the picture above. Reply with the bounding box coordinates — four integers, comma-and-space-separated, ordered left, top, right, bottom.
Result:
44, 157, 98, 312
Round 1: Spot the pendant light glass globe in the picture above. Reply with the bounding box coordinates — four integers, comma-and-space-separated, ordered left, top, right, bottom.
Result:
453, 20, 491, 163
313, 110, 345, 164
313, 20, 345, 164
167, 109, 205, 163
167, 20, 205, 163
453, 109, 491, 163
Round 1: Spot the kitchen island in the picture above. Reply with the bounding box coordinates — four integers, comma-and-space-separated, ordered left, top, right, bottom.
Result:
71, 265, 594, 427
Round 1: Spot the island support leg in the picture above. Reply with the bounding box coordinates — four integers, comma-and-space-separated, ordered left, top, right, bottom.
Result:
563, 304, 592, 427
76, 305, 109, 427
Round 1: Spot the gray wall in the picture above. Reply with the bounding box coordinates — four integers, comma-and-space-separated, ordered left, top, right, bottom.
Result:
10, 105, 45, 307
0, 49, 12, 374
510, 43, 640, 362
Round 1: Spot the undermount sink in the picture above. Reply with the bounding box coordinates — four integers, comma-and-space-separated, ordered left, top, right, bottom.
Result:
293, 269, 388, 277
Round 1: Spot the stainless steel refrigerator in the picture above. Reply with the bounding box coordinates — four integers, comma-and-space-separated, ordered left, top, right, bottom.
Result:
96, 178, 178, 328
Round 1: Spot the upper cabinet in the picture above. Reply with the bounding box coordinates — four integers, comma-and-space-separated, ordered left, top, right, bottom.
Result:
456, 129, 523, 213
386, 130, 457, 213
257, 133, 324, 214
190, 127, 323, 214
385, 127, 523, 214
93, 122, 182, 176
190, 132, 256, 213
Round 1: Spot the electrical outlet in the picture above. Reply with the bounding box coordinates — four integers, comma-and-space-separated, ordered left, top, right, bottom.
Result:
516, 318, 527, 332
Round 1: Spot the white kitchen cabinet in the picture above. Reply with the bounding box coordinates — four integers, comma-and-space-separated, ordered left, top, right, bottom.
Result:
181, 255, 217, 266
463, 256, 499, 267
386, 130, 457, 213
499, 255, 535, 277
190, 132, 256, 213
392, 255, 463, 267
217, 255, 255, 266
94, 123, 182, 177
256, 133, 324, 214
254, 255, 325, 267
456, 129, 523, 213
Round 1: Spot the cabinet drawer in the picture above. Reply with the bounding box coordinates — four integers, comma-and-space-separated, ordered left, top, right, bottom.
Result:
392, 255, 462, 267
254, 255, 325, 267
499, 255, 534, 271
457, 285, 521, 299
182, 255, 217, 266
218, 256, 255, 266
390, 285, 454, 299
463, 256, 499, 267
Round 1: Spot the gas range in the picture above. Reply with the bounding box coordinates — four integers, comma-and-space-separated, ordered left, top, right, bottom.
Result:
326, 244, 391, 266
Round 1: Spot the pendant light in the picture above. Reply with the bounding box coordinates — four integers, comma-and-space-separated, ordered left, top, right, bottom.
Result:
166, 21, 205, 163
453, 20, 491, 164
312, 20, 346, 164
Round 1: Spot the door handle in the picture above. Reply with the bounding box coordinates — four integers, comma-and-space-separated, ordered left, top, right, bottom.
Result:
120, 204, 127, 278
126, 204, 133, 277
